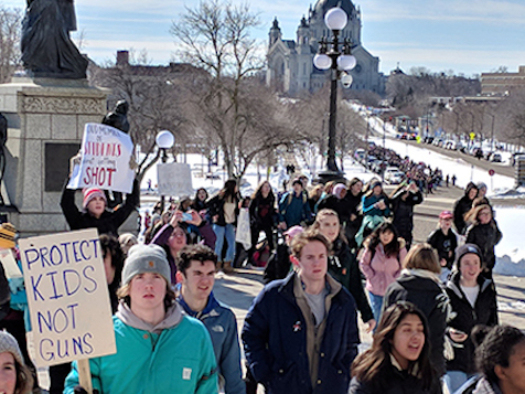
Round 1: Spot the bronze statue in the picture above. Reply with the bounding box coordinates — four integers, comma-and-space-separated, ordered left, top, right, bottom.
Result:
21, 0, 88, 79
102, 100, 130, 134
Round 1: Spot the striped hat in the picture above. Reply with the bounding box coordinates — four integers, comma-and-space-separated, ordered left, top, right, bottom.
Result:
83, 188, 107, 209
0, 223, 16, 250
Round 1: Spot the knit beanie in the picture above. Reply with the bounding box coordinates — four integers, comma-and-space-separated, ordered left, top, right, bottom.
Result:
83, 188, 107, 209
122, 244, 171, 286
370, 179, 382, 190
333, 184, 347, 199
0, 223, 16, 250
454, 243, 483, 268
0, 330, 24, 364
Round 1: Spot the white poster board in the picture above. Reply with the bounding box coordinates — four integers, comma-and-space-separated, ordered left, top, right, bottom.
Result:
157, 162, 194, 196
19, 229, 116, 366
68, 123, 135, 193
0, 249, 22, 279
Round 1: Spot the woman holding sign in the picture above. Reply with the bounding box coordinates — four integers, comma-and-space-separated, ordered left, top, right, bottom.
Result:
64, 244, 218, 394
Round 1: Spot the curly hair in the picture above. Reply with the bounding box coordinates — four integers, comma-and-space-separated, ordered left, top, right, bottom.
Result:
475, 325, 525, 383
177, 244, 218, 276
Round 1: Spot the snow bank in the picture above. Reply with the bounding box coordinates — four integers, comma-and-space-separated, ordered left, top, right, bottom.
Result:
493, 206, 525, 277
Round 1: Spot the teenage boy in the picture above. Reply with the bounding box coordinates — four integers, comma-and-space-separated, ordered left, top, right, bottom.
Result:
65, 244, 218, 394
242, 230, 359, 394
177, 245, 245, 394
278, 178, 312, 229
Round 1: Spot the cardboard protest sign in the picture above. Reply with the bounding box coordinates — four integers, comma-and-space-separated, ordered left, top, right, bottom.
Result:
157, 162, 194, 196
68, 123, 135, 193
19, 229, 116, 366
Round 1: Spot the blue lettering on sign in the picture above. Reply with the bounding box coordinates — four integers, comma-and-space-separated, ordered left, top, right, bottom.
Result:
23, 238, 99, 270
38, 332, 94, 362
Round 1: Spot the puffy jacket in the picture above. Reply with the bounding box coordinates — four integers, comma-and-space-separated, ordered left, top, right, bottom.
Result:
445, 271, 498, 374
383, 269, 451, 376
359, 240, 407, 296
64, 303, 218, 394
61, 178, 140, 237
427, 229, 458, 269
242, 272, 359, 394
391, 190, 423, 244
178, 293, 245, 394
465, 222, 502, 272
329, 239, 373, 323
278, 191, 312, 227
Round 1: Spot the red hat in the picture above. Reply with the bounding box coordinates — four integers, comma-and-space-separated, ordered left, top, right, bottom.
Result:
83, 188, 107, 209
439, 210, 453, 219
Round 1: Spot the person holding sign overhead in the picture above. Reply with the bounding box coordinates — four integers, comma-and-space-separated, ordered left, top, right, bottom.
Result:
64, 244, 218, 394
61, 154, 140, 237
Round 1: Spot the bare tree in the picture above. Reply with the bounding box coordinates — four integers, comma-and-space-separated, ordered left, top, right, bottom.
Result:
0, 6, 22, 83
171, 0, 285, 179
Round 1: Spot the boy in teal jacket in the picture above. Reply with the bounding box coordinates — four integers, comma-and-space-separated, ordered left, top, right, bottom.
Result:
64, 244, 218, 394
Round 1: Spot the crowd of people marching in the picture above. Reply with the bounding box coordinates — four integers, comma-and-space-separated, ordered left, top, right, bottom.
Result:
0, 148, 519, 394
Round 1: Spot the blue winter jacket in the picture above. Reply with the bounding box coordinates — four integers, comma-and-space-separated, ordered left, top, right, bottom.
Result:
242, 272, 359, 394
178, 292, 245, 394
278, 191, 312, 227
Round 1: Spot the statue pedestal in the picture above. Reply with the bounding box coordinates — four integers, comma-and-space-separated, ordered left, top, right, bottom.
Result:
0, 77, 139, 236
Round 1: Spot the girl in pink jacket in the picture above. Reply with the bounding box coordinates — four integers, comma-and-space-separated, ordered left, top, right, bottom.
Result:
359, 222, 407, 325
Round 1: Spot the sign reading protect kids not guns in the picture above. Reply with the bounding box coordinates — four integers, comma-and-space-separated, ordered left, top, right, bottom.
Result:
19, 229, 116, 366
68, 123, 135, 193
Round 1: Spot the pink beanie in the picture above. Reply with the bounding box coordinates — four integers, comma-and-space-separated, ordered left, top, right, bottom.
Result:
83, 188, 107, 209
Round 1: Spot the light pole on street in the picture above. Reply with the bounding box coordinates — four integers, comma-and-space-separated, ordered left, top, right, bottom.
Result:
156, 130, 174, 212
313, 7, 356, 183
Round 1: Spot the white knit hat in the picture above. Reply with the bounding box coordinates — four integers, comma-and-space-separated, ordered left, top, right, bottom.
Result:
0, 330, 24, 364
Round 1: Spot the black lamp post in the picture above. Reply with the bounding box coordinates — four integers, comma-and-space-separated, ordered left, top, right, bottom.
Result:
313, 7, 356, 183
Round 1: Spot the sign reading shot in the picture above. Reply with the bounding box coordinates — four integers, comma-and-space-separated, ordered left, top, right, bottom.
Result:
19, 229, 116, 366
157, 162, 194, 196
67, 123, 135, 193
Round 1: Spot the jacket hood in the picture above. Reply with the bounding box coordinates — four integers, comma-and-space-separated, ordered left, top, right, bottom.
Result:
396, 269, 441, 292
446, 269, 493, 298
177, 291, 221, 319
116, 301, 183, 333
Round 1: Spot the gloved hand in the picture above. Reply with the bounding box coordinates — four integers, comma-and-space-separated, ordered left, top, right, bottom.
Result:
74, 385, 99, 394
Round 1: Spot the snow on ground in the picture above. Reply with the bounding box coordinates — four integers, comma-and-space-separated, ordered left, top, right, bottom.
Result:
492, 207, 525, 276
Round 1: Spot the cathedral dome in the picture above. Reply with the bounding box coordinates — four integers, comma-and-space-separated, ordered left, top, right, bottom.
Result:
313, 0, 356, 18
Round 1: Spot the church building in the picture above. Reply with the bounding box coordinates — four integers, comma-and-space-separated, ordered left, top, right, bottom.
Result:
266, 0, 384, 97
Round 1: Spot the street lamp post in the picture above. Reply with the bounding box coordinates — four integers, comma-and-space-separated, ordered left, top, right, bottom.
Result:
156, 130, 175, 212
313, 7, 356, 183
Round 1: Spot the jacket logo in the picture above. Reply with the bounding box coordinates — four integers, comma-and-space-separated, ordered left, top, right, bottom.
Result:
211, 325, 224, 332
183, 367, 192, 380
293, 321, 302, 332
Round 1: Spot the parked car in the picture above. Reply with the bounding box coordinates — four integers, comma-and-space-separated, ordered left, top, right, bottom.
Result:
385, 170, 405, 184
490, 152, 502, 162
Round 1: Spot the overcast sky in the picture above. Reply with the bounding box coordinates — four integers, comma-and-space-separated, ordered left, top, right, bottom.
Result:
4, 0, 525, 76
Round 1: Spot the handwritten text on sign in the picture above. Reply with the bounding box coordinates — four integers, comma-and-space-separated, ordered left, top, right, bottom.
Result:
67, 123, 135, 193
157, 162, 194, 196
19, 229, 116, 366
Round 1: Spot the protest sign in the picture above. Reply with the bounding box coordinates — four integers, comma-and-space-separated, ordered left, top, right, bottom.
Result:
0, 249, 22, 279
68, 123, 135, 193
19, 229, 116, 367
157, 162, 194, 196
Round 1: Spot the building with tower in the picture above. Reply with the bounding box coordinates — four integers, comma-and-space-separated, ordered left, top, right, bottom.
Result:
267, 0, 384, 97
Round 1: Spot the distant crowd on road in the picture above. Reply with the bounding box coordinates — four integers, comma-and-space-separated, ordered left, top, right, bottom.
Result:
0, 146, 514, 394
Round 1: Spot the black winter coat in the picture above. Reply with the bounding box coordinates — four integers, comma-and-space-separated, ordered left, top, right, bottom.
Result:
342, 192, 363, 247
391, 190, 423, 244
445, 271, 498, 374
465, 222, 502, 271
317, 195, 350, 222
453, 194, 475, 235
60, 178, 140, 237
329, 239, 374, 323
349, 370, 439, 394
383, 271, 450, 376
427, 229, 458, 269
249, 194, 276, 228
